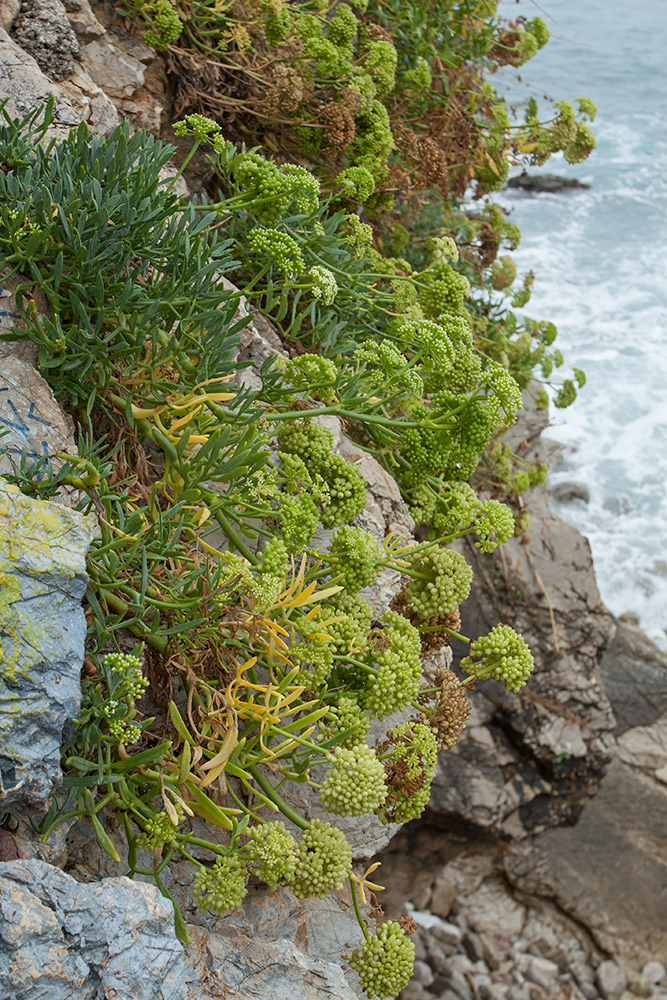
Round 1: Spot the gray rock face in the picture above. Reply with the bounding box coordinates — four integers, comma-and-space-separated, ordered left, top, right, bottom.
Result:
185, 886, 364, 999
0, 342, 77, 477
0, 859, 187, 999
0, 0, 20, 30
0, 478, 95, 811
13, 0, 79, 80
79, 36, 146, 99
599, 620, 667, 734
0, 26, 118, 137
504, 757, 667, 964
428, 394, 617, 838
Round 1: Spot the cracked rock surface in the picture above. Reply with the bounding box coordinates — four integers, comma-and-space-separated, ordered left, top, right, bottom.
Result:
0, 859, 187, 999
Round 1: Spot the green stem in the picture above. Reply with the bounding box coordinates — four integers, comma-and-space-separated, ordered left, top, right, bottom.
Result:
350, 878, 370, 941
248, 765, 308, 830
166, 139, 201, 193
212, 508, 258, 564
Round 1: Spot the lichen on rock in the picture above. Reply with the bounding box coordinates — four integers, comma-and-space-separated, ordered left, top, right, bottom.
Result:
0, 478, 95, 811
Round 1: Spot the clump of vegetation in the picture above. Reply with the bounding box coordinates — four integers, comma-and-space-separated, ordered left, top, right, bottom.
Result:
0, 1, 595, 989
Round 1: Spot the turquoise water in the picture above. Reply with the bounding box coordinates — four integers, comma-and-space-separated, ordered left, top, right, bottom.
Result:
494, 0, 667, 645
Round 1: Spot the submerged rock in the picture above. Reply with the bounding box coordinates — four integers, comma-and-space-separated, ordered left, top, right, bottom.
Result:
506, 173, 591, 194
0, 478, 95, 811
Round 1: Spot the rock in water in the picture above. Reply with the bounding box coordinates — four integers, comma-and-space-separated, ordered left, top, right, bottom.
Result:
0, 478, 95, 811
505, 173, 591, 193
0, 859, 187, 999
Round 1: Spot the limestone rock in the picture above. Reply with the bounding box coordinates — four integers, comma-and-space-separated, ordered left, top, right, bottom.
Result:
0, 0, 19, 30
183, 886, 364, 999
0, 26, 117, 136
0, 478, 95, 811
504, 758, 667, 964
616, 710, 667, 775
0, 347, 77, 476
65, 0, 104, 41
0, 859, 187, 999
13, 0, 79, 80
79, 35, 145, 99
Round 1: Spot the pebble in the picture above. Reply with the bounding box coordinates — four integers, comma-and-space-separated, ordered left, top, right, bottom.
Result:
412, 959, 434, 988
479, 984, 510, 1000
430, 878, 457, 918
644, 964, 667, 986
431, 920, 464, 948
572, 960, 597, 989
397, 884, 665, 1000
518, 955, 561, 991
597, 960, 627, 1000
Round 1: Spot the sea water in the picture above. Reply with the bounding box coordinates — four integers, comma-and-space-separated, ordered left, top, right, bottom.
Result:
493, 0, 667, 646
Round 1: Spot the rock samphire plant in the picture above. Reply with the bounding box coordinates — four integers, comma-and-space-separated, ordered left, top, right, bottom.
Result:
0, 6, 595, 990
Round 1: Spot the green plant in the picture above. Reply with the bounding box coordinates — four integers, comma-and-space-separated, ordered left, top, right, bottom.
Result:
0, 62, 584, 994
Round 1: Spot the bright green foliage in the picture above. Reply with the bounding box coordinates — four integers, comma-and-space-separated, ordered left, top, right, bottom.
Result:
337, 166, 376, 202
461, 624, 535, 691
173, 113, 220, 141
137, 808, 183, 849
276, 493, 321, 550
329, 526, 384, 593
3, 44, 576, 976
405, 56, 432, 92
554, 379, 577, 408
343, 214, 373, 256
419, 266, 469, 319
320, 744, 387, 816
290, 618, 335, 687
473, 499, 515, 553
485, 362, 523, 422
408, 481, 478, 538
327, 3, 358, 46
291, 820, 353, 898
320, 453, 367, 528
354, 340, 423, 401
248, 228, 305, 279
244, 821, 298, 890
308, 266, 338, 306
364, 610, 422, 719
252, 538, 289, 611
277, 420, 334, 468
324, 592, 373, 657
348, 921, 415, 1000
102, 651, 148, 701
259, 537, 288, 577
320, 694, 371, 748
144, 0, 183, 50
526, 17, 549, 49
404, 547, 473, 618
362, 40, 398, 97
193, 855, 249, 915
284, 354, 338, 403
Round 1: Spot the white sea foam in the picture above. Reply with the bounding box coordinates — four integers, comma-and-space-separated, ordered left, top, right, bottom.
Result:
494, 0, 667, 646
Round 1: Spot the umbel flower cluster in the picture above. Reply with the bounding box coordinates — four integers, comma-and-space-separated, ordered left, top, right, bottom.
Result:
0, 14, 588, 985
